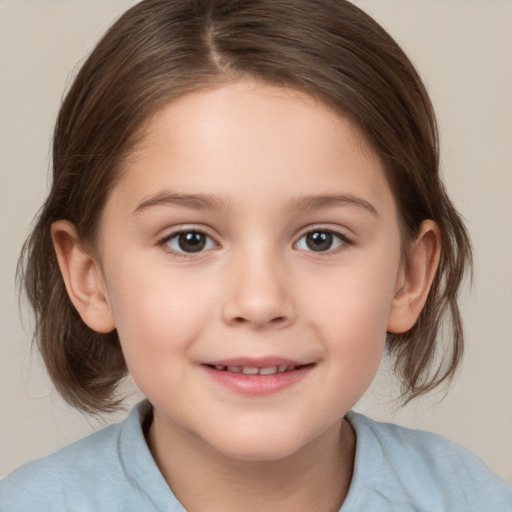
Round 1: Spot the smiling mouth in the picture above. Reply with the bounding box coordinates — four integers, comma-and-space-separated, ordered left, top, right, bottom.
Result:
202, 361, 314, 395
204, 364, 312, 375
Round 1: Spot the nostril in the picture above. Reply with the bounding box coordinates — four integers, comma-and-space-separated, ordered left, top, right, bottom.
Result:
221, 295, 295, 329
270, 316, 287, 325
229, 314, 289, 329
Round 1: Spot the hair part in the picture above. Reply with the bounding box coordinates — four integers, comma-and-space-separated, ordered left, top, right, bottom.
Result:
19, 0, 472, 413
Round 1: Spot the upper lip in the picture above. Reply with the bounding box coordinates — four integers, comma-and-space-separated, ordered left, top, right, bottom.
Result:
202, 357, 310, 368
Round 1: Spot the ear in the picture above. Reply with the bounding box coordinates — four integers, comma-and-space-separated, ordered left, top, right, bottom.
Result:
387, 220, 441, 333
51, 220, 115, 333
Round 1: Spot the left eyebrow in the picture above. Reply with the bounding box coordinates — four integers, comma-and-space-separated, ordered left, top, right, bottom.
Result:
287, 194, 379, 217
133, 191, 233, 215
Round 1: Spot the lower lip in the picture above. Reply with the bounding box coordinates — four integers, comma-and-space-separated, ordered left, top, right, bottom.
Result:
202, 365, 313, 395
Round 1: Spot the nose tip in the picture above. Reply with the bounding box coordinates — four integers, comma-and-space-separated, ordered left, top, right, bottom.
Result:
223, 302, 292, 330
221, 260, 295, 330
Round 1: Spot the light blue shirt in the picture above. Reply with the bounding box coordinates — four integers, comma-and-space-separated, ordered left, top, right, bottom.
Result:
1, 402, 511, 511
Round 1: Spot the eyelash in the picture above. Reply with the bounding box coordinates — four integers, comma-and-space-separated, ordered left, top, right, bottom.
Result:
158, 227, 352, 258
158, 228, 219, 258
294, 228, 351, 255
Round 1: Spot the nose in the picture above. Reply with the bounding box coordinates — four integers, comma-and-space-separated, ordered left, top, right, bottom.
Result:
221, 250, 296, 330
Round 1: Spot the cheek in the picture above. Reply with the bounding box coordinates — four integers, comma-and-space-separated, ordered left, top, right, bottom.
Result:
109, 285, 206, 401
302, 246, 400, 372
305, 253, 399, 333
105, 258, 214, 366
313, 285, 391, 408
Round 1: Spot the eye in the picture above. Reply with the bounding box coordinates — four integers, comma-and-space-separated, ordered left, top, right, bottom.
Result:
295, 229, 348, 253
163, 230, 217, 254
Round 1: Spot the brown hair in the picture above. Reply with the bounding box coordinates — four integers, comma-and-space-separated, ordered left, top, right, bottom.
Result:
18, 0, 472, 414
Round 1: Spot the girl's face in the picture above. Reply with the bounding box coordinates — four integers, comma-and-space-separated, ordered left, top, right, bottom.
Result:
98, 80, 404, 461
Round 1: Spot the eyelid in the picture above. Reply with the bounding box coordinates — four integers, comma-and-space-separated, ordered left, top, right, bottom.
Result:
293, 227, 353, 253
156, 224, 352, 257
157, 225, 220, 256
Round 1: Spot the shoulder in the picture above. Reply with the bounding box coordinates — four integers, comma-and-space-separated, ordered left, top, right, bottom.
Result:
344, 411, 512, 512
0, 403, 161, 512
0, 421, 124, 512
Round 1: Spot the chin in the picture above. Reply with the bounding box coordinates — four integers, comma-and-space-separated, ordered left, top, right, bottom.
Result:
203, 427, 312, 463
218, 445, 302, 463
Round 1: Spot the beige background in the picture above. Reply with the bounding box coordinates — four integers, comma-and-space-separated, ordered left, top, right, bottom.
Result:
1, 0, 511, 482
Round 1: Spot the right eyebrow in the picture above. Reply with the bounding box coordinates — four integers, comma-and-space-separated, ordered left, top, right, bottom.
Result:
133, 191, 233, 215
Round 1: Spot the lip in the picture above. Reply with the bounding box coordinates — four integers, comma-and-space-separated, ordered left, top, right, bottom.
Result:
201, 357, 314, 395
203, 357, 308, 368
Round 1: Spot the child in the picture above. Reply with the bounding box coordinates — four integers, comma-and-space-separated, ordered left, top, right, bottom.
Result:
1, 0, 511, 510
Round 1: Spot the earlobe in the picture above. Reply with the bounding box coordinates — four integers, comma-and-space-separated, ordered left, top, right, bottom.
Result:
387, 220, 441, 333
51, 220, 115, 333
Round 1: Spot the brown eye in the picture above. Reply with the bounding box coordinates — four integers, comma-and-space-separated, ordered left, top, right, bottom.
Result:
295, 230, 347, 253
306, 231, 333, 251
165, 231, 216, 253
178, 232, 206, 252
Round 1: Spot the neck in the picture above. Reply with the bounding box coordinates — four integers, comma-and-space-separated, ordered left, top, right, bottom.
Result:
147, 410, 355, 512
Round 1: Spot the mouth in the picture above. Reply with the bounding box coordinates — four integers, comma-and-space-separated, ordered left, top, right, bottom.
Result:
205, 363, 311, 375
201, 359, 315, 395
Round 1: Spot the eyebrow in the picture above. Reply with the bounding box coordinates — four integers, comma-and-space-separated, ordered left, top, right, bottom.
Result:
133, 192, 232, 214
133, 191, 378, 217
288, 194, 379, 217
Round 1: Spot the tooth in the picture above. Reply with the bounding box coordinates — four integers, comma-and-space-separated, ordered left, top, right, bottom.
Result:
242, 367, 259, 375
287, 365, 297, 371
214, 365, 225, 371
278, 365, 288, 373
259, 366, 278, 375
228, 366, 242, 373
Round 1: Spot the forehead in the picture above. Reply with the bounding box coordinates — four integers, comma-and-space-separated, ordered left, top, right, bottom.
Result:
110, 79, 395, 218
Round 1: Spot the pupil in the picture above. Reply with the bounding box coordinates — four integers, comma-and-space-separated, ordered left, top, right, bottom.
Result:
306, 231, 332, 252
179, 232, 206, 252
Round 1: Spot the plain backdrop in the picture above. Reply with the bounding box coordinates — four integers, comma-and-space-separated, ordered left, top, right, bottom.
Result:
1, 0, 511, 482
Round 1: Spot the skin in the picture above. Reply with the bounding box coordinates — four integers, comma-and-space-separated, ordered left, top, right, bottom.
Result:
53, 79, 440, 512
